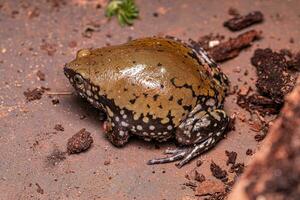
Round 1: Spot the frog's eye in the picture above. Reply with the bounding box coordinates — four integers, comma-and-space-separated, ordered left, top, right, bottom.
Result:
74, 74, 83, 85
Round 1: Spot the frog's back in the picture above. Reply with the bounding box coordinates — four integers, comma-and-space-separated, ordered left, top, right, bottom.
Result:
73, 37, 223, 127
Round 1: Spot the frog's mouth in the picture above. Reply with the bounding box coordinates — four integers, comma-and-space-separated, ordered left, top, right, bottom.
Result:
64, 66, 105, 111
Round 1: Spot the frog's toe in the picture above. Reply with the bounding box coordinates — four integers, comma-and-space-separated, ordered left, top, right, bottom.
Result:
147, 144, 211, 168
176, 144, 207, 168
105, 122, 130, 147
164, 148, 185, 154
106, 130, 130, 147
147, 149, 189, 165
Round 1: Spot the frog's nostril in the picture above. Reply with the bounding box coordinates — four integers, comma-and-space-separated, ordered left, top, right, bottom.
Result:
64, 66, 76, 78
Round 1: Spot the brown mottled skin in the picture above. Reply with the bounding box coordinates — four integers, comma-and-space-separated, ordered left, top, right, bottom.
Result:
64, 37, 229, 167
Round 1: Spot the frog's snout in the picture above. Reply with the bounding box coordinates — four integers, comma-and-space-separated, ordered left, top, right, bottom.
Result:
64, 64, 76, 79
64, 65, 81, 90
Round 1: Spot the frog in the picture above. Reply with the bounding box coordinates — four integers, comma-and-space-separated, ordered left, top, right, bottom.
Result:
64, 36, 230, 168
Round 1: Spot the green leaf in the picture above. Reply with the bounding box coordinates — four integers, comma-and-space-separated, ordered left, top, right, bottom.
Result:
105, 0, 139, 26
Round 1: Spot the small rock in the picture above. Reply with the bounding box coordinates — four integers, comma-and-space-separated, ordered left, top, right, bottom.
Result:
35, 183, 44, 194
225, 151, 237, 166
104, 160, 111, 165
36, 70, 45, 81
67, 128, 93, 154
54, 124, 64, 132
210, 161, 228, 182
194, 170, 206, 183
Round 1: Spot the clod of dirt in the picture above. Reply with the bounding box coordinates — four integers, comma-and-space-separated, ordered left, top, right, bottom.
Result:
36, 70, 45, 81
254, 132, 267, 142
28, 7, 40, 19
226, 115, 236, 132
104, 160, 111, 165
210, 162, 228, 182
35, 183, 44, 194
82, 21, 101, 38
196, 159, 203, 167
194, 170, 206, 183
251, 48, 296, 104
205, 192, 227, 200
51, 98, 59, 105
246, 149, 253, 156
230, 163, 245, 176
225, 151, 245, 176
224, 11, 264, 31
280, 49, 300, 71
183, 181, 197, 190
253, 122, 269, 142
287, 52, 300, 71
195, 179, 225, 196
237, 93, 280, 116
82, 28, 95, 38
153, 12, 159, 17
54, 124, 64, 131
46, 149, 66, 167
24, 88, 47, 102
46, 0, 67, 9
95, 3, 102, 9
67, 128, 93, 154
225, 151, 237, 166
207, 30, 261, 62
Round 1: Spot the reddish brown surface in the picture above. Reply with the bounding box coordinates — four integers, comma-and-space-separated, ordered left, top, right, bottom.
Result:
0, 1, 299, 199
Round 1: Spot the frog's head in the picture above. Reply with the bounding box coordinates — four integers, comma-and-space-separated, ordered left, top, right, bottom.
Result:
64, 49, 95, 99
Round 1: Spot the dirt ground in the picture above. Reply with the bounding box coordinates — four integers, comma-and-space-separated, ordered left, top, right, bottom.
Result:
0, 0, 299, 199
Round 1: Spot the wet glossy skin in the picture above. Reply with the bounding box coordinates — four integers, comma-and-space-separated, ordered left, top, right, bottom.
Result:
64, 37, 229, 167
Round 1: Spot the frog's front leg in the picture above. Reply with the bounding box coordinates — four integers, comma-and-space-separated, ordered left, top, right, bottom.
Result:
103, 120, 130, 147
147, 108, 229, 168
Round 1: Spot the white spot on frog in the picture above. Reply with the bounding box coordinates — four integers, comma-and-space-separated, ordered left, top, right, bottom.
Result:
119, 130, 125, 136
142, 132, 148, 136
205, 98, 215, 107
121, 121, 129, 127
143, 117, 149, 123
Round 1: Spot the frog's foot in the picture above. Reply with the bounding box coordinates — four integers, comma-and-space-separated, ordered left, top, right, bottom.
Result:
104, 121, 130, 147
147, 144, 211, 168
147, 109, 229, 168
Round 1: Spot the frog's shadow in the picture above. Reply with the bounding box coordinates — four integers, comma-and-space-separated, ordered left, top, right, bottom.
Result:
67, 95, 176, 150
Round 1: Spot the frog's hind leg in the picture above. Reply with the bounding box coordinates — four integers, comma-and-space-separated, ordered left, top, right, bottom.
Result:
147, 109, 229, 168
